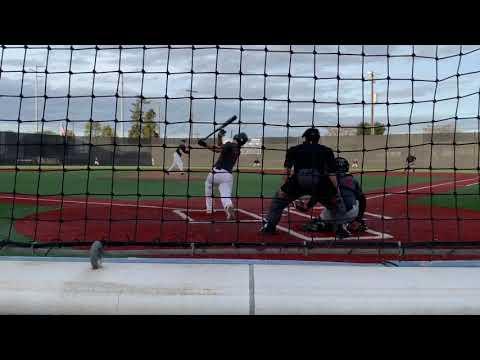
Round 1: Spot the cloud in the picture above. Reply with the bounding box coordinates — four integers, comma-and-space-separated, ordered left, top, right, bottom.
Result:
1, 44, 480, 138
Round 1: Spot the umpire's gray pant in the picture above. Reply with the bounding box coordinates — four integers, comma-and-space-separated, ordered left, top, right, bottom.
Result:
265, 170, 323, 230
320, 200, 359, 225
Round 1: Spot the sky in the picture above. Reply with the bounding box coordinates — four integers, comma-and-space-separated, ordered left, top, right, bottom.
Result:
0, 45, 480, 138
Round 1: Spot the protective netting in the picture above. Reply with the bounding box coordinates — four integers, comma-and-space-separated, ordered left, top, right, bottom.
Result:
1, 45, 480, 260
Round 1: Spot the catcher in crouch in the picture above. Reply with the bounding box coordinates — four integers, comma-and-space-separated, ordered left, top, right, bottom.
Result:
260, 127, 339, 235
301, 157, 368, 237
198, 130, 249, 220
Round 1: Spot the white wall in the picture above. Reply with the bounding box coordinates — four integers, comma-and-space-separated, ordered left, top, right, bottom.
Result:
1, 258, 480, 315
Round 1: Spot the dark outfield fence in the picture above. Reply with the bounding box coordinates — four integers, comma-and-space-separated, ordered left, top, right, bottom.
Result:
0, 132, 153, 166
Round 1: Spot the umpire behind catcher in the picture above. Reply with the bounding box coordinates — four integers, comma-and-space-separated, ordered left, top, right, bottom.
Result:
260, 127, 338, 234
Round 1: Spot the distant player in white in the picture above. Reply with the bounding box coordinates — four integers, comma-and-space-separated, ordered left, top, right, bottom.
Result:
166, 139, 189, 175
198, 130, 249, 220
351, 159, 359, 169
94, 157, 100, 166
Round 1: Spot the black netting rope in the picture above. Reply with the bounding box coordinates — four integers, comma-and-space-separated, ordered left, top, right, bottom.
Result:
0, 45, 479, 260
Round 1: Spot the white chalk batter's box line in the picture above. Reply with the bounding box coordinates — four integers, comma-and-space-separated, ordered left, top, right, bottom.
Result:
173, 208, 394, 242
173, 209, 260, 223
286, 206, 393, 220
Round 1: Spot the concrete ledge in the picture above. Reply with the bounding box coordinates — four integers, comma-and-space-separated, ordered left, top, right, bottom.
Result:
1, 258, 480, 314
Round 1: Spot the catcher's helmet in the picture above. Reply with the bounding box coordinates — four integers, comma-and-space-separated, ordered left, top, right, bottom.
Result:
335, 157, 350, 173
301, 127, 320, 143
233, 132, 249, 146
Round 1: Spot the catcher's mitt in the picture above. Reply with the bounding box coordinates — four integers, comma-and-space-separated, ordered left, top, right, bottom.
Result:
198, 139, 207, 147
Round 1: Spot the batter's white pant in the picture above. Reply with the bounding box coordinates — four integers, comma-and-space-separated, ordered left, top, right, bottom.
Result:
205, 169, 233, 211
168, 153, 184, 172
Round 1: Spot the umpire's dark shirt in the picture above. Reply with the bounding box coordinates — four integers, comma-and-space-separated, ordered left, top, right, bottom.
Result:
284, 143, 336, 175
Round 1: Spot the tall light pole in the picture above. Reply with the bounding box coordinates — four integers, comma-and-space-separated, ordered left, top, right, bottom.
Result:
120, 73, 124, 138
368, 71, 376, 135
30, 65, 44, 133
35, 65, 39, 133
154, 101, 163, 138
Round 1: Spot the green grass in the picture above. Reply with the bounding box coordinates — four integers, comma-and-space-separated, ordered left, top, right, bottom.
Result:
0, 170, 443, 200
0, 170, 284, 199
413, 184, 480, 212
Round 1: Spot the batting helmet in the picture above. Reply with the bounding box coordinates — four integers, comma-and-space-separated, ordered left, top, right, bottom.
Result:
301, 128, 320, 143
233, 132, 249, 146
335, 157, 350, 173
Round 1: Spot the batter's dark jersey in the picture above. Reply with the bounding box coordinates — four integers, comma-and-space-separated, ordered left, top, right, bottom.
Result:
214, 142, 240, 173
176, 143, 189, 157
284, 143, 336, 175
406, 155, 416, 163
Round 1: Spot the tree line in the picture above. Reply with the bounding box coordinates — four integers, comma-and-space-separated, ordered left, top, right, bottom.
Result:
83, 99, 159, 139
42, 100, 396, 139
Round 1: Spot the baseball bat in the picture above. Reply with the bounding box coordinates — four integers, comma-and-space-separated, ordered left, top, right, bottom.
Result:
201, 115, 237, 140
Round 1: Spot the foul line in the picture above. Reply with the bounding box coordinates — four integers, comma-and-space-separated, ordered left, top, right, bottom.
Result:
175, 209, 262, 224
0, 195, 221, 212
365, 177, 478, 201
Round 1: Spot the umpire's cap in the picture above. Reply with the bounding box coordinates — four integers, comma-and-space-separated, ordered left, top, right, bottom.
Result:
233, 132, 249, 146
302, 128, 320, 143
335, 157, 350, 173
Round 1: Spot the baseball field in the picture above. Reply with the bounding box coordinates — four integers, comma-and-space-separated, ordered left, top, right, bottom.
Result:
1, 165, 480, 262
